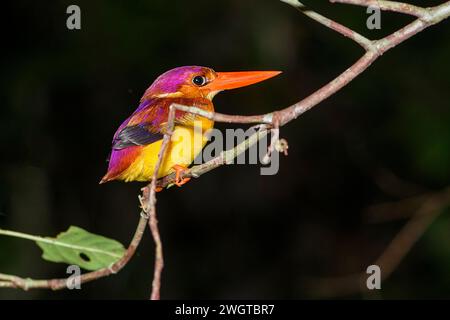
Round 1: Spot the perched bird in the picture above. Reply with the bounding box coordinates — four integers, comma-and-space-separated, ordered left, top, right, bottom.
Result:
100, 66, 280, 187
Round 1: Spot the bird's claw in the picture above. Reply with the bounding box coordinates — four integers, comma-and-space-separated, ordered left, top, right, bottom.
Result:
172, 164, 191, 187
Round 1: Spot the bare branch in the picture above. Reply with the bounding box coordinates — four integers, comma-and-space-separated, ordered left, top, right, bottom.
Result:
171, 104, 274, 125
331, 0, 431, 18
281, 0, 374, 50
141, 106, 181, 300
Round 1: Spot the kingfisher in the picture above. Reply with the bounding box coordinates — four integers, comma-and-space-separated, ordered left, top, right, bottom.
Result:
100, 66, 281, 187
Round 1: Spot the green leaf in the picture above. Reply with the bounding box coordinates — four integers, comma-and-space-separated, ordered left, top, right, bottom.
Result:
35, 226, 125, 271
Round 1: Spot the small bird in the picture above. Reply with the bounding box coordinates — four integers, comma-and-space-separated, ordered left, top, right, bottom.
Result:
100, 66, 280, 187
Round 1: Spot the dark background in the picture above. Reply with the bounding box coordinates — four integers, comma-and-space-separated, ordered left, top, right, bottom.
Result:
1, 0, 449, 299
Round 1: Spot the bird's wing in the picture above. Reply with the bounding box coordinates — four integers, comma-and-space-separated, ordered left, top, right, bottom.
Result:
111, 98, 200, 150
112, 124, 163, 150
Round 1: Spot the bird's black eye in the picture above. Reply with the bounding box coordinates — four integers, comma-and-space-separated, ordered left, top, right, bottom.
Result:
192, 75, 207, 86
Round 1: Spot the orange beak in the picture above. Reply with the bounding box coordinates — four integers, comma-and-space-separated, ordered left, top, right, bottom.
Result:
206, 70, 281, 91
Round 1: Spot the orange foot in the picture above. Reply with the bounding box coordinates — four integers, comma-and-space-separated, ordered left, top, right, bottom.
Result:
172, 164, 191, 187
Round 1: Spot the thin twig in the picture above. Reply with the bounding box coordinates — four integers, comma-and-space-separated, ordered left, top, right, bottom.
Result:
281, 0, 374, 50
331, 0, 431, 18
143, 104, 180, 300
171, 104, 274, 124
262, 114, 281, 165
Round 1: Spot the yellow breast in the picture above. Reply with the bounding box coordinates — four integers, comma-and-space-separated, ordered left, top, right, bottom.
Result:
119, 121, 213, 182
